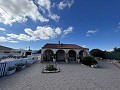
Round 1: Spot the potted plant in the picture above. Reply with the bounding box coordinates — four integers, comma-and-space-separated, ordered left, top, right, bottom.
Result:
16, 63, 26, 71
20, 63, 26, 69
6, 66, 16, 75
15, 63, 22, 71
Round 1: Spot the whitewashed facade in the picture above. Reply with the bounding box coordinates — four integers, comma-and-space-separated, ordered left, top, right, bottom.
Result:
41, 43, 89, 63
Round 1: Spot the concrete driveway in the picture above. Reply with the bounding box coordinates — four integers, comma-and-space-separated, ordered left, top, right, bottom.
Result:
0, 61, 120, 90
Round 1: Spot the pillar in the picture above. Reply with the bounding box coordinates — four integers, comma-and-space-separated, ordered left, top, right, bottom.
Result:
41, 54, 43, 63
53, 58, 56, 63
65, 52, 68, 63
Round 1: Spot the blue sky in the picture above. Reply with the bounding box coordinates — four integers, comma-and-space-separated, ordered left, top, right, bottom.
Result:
0, 0, 120, 50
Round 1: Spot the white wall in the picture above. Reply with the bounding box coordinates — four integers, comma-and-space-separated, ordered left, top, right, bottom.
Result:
0, 55, 39, 76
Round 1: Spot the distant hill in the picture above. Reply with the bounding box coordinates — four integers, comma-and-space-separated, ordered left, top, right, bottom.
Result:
0, 45, 13, 50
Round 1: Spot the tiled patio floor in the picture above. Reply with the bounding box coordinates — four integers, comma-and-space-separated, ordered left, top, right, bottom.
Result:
0, 61, 120, 90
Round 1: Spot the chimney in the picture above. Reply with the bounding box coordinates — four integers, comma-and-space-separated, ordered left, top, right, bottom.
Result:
58, 41, 60, 44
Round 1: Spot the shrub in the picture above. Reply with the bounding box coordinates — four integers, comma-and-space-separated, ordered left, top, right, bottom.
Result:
8, 66, 15, 71
15, 63, 25, 71
45, 64, 57, 71
82, 56, 98, 66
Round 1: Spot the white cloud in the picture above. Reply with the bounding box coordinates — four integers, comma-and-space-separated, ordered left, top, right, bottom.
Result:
86, 30, 98, 36
1, 25, 73, 42
0, 0, 75, 25
48, 13, 60, 22
0, 36, 8, 42
18, 34, 31, 41
0, 27, 5, 31
63, 26, 73, 35
106, 49, 114, 52
81, 45, 86, 48
0, 0, 49, 25
37, 0, 51, 12
25, 26, 63, 40
86, 30, 98, 34
9, 41, 18, 43
55, 27, 62, 35
58, 0, 74, 10
37, 0, 60, 22
86, 34, 90, 37
115, 22, 120, 32
0, 36, 18, 43
26, 26, 73, 40
7, 33, 18, 38
6, 26, 62, 41
7, 33, 31, 41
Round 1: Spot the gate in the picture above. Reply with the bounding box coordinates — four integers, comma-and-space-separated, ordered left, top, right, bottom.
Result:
0, 62, 7, 76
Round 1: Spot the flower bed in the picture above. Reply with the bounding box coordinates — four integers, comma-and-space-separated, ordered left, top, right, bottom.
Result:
41, 64, 60, 73
6, 66, 16, 75
15, 63, 26, 71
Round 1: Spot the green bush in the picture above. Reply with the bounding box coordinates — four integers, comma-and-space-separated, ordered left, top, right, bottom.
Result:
8, 66, 15, 71
82, 56, 98, 66
45, 64, 57, 71
15, 63, 25, 71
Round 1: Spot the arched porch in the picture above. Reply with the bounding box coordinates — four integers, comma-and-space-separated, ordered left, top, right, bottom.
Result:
43, 49, 54, 62
79, 50, 88, 62
68, 50, 76, 61
56, 50, 65, 62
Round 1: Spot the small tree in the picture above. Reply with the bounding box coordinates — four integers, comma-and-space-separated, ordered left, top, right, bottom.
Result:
90, 49, 105, 58
37, 49, 41, 53
114, 47, 120, 52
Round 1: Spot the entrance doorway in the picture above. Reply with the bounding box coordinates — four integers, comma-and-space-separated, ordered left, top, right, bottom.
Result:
68, 50, 76, 61
43, 50, 54, 62
56, 50, 65, 62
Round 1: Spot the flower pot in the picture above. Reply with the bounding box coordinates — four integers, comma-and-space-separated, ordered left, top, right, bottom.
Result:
21, 66, 25, 69
7, 69, 16, 75
16, 67, 22, 71
91, 64, 98, 68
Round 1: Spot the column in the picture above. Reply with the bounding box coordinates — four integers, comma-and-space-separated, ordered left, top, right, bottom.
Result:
41, 54, 43, 63
53, 59, 56, 63
65, 52, 68, 63
77, 54, 80, 63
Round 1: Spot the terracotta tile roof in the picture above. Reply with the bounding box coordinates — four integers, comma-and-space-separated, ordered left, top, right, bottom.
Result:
42, 43, 89, 50
0, 45, 13, 50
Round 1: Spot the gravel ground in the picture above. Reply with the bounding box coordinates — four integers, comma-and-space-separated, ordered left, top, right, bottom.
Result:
0, 61, 120, 90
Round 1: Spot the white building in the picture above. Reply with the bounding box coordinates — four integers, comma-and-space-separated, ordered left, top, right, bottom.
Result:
41, 42, 89, 63
0, 45, 32, 59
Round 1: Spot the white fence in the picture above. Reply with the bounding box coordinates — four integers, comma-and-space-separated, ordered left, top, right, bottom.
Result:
0, 55, 39, 77
0, 62, 7, 76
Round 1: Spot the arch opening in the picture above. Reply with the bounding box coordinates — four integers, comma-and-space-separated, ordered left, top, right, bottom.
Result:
43, 50, 54, 62
56, 50, 65, 62
68, 50, 76, 61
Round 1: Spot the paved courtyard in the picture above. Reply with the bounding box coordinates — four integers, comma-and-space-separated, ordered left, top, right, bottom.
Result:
0, 61, 120, 90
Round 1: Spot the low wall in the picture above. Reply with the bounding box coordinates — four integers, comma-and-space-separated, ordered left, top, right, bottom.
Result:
0, 56, 39, 76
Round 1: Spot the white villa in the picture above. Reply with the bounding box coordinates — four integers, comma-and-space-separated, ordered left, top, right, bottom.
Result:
41, 42, 89, 63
